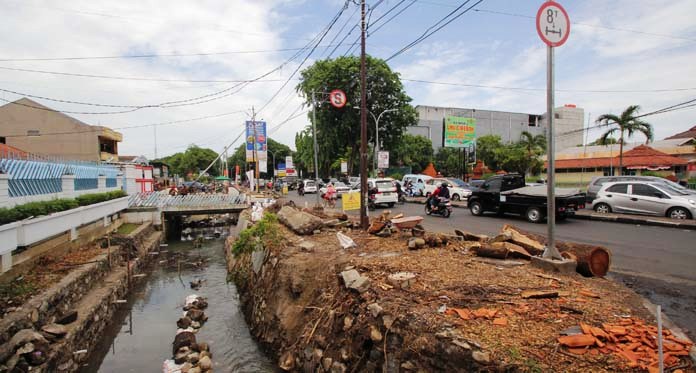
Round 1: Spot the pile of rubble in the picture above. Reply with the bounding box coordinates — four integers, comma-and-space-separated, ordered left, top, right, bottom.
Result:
0, 322, 70, 371
228, 206, 694, 372
163, 295, 213, 373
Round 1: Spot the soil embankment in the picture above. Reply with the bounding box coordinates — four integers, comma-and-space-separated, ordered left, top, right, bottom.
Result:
227, 206, 695, 372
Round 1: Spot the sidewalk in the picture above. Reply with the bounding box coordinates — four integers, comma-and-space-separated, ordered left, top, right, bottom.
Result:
572, 209, 696, 230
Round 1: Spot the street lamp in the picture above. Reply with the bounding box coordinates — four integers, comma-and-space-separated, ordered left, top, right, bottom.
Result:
370, 108, 398, 175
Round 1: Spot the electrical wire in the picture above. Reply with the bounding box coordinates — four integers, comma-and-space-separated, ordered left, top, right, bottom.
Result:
401, 78, 696, 93
341, 0, 416, 57
0, 44, 354, 63
385, 0, 483, 62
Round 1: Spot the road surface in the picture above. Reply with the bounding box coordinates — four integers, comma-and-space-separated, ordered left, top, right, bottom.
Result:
285, 191, 696, 338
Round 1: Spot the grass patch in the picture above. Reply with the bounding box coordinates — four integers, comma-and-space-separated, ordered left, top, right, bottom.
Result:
231, 213, 281, 256
116, 223, 139, 235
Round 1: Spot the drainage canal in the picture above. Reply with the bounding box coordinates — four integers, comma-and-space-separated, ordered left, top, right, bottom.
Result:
79, 218, 273, 372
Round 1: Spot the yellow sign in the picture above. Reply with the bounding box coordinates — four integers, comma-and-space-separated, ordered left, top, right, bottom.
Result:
342, 192, 361, 211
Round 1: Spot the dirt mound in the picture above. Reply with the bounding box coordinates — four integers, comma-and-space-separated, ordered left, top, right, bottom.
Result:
228, 215, 694, 372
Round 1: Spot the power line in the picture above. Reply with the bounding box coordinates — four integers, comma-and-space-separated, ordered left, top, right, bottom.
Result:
321, 6, 360, 59
385, 0, 484, 62
401, 78, 696, 93
0, 44, 355, 63
341, 0, 416, 57
472, 8, 696, 43
1, 109, 246, 138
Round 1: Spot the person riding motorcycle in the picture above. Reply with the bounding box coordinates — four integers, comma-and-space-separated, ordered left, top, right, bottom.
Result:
429, 182, 450, 210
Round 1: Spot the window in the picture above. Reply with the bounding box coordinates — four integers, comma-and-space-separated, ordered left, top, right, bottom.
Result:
485, 178, 502, 190
0, 136, 5, 144
26, 130, 40, 136
631, 183, 659, 197
606, 184, 628, 194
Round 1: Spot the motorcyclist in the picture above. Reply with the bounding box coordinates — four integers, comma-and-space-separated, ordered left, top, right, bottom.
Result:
429, 182, 450, 210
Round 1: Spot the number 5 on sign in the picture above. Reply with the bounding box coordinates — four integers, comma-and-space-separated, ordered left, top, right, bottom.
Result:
536, 1, 570, 47
342, 192, 361, 211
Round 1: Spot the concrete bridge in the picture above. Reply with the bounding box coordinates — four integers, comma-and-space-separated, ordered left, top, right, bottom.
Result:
127, 192, 248, 216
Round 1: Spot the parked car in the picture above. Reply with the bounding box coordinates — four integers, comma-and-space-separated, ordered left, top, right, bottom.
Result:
320, 182, 351, 196
423, 177, 473, 201
302, 179, 318, 194
592, 181, 696, 219
468, 174, 586, 223
401, 174, 432, 197
586, 176, 696, 203
468, 179, 485, 189
368, 178, 398, 208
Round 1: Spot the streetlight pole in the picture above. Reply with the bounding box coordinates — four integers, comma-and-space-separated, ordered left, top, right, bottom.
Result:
359, 0, 368, 229
370, 108, 397, 176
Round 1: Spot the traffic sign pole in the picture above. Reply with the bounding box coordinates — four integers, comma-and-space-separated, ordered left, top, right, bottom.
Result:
536, 1, 570, 260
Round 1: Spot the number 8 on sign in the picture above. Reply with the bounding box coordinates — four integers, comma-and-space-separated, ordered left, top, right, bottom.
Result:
536, 1, 570, 47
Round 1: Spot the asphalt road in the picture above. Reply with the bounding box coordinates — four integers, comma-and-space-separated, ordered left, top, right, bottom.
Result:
286, 191, 696, 337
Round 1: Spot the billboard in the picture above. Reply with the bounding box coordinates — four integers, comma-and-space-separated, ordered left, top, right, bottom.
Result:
377, 151, 389, 169
444, 116, 476, 148
245, 120, 268, 162
285, 156, 293, 170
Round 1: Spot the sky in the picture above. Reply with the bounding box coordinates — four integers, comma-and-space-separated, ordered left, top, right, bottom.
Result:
1, 0, 695, 159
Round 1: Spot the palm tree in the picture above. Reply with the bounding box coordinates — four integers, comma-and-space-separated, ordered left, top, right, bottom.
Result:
519, 131, 546, 175
597, 105, 653, 175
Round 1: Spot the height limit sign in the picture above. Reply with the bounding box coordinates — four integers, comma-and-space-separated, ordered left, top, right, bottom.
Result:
536, 1, 570, 47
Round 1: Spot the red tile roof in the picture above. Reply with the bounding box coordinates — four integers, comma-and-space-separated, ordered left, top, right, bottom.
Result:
665, 125, 696, 140
546, 145, 687, 169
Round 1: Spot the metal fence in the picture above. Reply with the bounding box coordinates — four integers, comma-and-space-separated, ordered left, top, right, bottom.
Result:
1, 153, 120, 197
128, 192, 246, 209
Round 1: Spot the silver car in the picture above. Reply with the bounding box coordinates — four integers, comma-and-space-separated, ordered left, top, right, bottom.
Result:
592, 181, 696, 219
586, 175, 695, 202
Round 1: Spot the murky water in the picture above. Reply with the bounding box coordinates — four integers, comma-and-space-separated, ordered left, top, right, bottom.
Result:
80, 237, 274, 373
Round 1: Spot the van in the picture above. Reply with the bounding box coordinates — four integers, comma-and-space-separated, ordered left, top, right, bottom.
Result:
401, 174, 432, 197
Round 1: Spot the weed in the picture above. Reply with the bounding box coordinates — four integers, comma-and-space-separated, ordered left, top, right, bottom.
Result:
231, 213, 281, 256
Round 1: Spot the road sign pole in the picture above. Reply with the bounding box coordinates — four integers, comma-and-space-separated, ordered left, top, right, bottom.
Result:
544, 45, 561, 260
359, 0, 368, 229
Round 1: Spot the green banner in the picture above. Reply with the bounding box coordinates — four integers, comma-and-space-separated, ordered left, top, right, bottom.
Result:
444, 116, 476, 148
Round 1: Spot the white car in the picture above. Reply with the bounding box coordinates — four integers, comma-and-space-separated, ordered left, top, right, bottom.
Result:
302, 179, 318, 194
423, 178, 472, 201
368, 178, 398, 207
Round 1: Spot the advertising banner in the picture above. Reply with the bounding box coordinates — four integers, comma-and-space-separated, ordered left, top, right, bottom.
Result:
340, 161, 348, 173
277, 162, 286, 177
245, 120, 268, 161
285, 156, 294, 170
444, 116, 476, 148
377, 151, 389, 169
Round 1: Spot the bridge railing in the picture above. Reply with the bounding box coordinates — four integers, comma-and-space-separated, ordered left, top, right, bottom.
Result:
128, 192, 247, 209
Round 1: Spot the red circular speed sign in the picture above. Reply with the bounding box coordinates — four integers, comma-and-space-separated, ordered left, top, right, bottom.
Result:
536, 1, 570, 47
329, 89, 347, 108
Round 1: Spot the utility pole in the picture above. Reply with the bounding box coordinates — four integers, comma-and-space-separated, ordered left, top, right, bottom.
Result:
153, 124, 158, 159
359, 0, 368, 229
311, 91, 321, 206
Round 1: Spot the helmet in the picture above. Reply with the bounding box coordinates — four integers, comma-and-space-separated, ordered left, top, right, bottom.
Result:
441, 182, 449, 188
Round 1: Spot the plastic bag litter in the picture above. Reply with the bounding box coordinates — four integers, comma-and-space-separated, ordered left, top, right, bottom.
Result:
251, 203, 264, 222
337, 232, 356, 249
162, 359, 183, 373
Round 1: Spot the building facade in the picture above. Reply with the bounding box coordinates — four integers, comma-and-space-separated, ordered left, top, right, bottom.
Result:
0, 98, 122, 162
409, 104, 584, 152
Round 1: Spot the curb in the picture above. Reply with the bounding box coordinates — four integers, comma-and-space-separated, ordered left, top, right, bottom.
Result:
571, 212, 696, 230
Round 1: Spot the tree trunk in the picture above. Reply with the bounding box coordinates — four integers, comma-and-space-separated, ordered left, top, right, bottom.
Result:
618, 128, 624, 175
472, 244, 509, 259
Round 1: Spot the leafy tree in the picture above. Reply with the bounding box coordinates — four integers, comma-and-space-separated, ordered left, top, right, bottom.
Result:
597, 105, 653, 175
588, 136, 618, 145
391, 134, 433, 173
296, 55, 418, 177
158, 145, 220, 178
476, 135, 503, 171
434, 148, 468, 177
518, 131, 546, 174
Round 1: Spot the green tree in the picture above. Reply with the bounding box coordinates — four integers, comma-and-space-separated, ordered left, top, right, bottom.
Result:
434, 148, 468, 177
476, 135, 503, 170
518, 131, 546, 174
588, 136, 618, 145
158, 145, 220, 178
597, 105, 653, 174
391, 134, 433, 173
296, 55, 418, 177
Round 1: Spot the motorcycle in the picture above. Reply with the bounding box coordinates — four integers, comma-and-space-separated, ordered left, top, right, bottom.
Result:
425, 196, 453, 218
298, 186, 305, 196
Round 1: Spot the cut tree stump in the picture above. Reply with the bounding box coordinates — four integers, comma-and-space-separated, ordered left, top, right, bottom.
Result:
502, 225, 612, 277
471, 244, 509, 259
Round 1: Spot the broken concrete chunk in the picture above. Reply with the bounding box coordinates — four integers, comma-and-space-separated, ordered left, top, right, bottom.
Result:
407, 237, 426, 250
367, 303, 383, 318
9, 329, 47, 350
387, 272, 416, 290
340, 269, 371, 292
369, 325, 383, 342
298, 241, 316, 252
278, 206, 324, 235
56, 311, 78, 325
472, 351, 491, 364
41, 323, 68, 337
